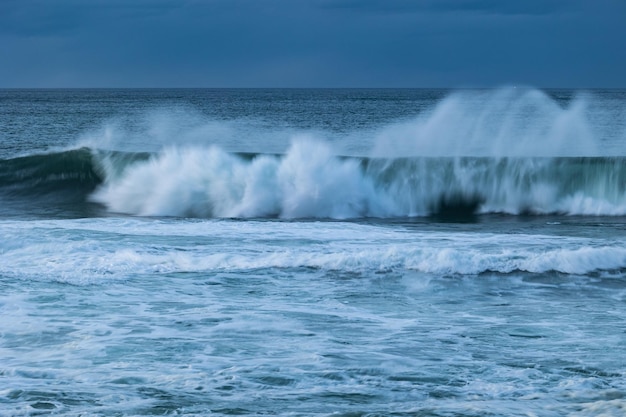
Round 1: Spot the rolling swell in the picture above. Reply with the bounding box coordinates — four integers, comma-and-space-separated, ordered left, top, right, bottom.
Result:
0, 148, 147, 218
2, 144, 626, 219
0, 148, 101, 193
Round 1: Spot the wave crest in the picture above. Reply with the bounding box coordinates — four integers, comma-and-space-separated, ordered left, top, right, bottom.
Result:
90, 140, 626, 218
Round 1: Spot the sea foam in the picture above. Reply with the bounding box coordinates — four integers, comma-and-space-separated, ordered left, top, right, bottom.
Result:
2, 219, 625, 284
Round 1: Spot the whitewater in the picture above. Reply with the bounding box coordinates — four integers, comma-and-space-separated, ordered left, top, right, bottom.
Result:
1, 88, 625, 416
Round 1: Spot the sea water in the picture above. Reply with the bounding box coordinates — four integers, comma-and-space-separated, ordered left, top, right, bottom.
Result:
0, 88, 625, 416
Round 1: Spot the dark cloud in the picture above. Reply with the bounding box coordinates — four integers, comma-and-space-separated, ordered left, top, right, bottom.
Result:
318, 0, 567, 16
1, 0, 624, 87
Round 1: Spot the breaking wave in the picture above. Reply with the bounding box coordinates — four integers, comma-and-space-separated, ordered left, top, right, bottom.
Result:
2, 142, 626, 219
91, 141, 626, 218
2, 88, 624, 219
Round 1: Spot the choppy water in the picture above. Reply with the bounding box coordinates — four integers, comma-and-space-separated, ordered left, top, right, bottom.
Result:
1, 88, 625, 416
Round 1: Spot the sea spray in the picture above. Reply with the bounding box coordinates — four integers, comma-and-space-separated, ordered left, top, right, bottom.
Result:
76, 106, 294, 155
91, 139, 387, 218
276, 138, 386, 218
371, 87, 598, 157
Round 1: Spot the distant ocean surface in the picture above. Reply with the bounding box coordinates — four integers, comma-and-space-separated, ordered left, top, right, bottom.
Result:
1, 88, 625, 416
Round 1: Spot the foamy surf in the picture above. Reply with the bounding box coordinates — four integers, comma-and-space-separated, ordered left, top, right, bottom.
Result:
1, 218, 625, 284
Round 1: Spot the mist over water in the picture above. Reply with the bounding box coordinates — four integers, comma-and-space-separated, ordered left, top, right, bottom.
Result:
74, 87, 624, 157
371, 88, 607, 157
76, 107, 294, 156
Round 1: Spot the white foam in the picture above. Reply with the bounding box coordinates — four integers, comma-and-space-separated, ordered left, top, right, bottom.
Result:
92, 139, 393, 219
1, 219, 625, 284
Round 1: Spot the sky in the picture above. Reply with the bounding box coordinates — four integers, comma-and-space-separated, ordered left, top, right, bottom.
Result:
1, 0, 625, 88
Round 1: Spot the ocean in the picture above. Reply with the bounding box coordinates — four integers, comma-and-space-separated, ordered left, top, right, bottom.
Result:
0, 88, 625, 416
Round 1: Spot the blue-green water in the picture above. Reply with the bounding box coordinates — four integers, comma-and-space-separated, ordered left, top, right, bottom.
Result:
1, 88, 625, 416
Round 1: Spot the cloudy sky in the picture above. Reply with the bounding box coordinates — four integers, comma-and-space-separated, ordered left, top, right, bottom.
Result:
1, 0, 625, 88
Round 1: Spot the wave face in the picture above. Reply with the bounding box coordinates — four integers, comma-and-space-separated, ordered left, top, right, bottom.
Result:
364, 153, 626, 217
85, 140, 626, 218
0, 148, 146, 218
0, 148, 99, 193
